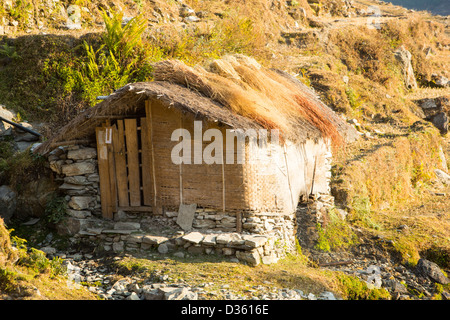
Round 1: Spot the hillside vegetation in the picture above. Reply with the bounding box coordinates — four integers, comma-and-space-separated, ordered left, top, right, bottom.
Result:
0, 0, 449, 300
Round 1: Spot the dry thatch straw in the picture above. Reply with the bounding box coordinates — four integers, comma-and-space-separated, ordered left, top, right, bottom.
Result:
152, 59, 215, 97
153, 59, 286, 132
37, 55, 354, 155
208, 59, 241, 81
153, 55, 343, 145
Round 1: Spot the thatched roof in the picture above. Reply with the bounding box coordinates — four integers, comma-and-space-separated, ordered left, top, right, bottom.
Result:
35, 55, 357, 155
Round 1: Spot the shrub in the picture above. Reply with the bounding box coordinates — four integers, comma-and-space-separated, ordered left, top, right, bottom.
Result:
329, 26, 403, 91
381, 17, 447, 86
74, 10, 154, 106
45, 194, 68, 225
337, 273, 391, 300
0, 267, 17, 293
17, 247, 66, 277
351, 196, 381, 230
316, 208, 358, 252
333, 131, 442, 214
0, 149, 46, 191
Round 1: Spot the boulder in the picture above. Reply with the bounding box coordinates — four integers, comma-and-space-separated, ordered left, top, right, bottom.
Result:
0, 185, 17, 223
419, 98, 440, 118
430, 112, 448, 134
236, 249, 261, 267
219, 233, 245, 246
176, 203, 197, 231
416, 258, 449, 284
40, 246, 57, 256
394, 46, 418, 90
66, 209, 90, 219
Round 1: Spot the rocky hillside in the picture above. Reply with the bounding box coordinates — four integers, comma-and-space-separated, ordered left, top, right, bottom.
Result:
0, 0, 449, 301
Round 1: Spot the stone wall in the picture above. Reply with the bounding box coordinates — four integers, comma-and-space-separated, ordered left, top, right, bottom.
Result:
47, 144, 298, 266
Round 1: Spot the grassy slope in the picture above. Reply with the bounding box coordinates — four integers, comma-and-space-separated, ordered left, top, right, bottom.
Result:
0, 218, 96, 299
0, 0, 449, 299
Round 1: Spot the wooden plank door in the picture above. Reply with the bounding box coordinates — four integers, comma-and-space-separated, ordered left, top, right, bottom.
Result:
124, 118, 141, 207
140, 116, 154, 206
96, 126, 115, 219
96, 115, 155, 217
112, 121, 129, 208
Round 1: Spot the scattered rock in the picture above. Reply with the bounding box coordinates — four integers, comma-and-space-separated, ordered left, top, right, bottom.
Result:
65, 4, 82, 30
158, 243, 169, 254
384, 279, 408, 294
435, 169, 450, 185
173, 251, 185, 258
318, 291, 337, 300
40, 246, 57, 256
179, 6, 195, 17
128, 292, 140, 300
431, 74, 450, 88
143, 287, 164, 300
183, 16, 200, 23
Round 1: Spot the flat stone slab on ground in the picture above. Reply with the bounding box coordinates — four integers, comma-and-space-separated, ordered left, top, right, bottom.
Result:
114, 222, 140, 230
182, 231, 204, 244
142, 235, 170, 245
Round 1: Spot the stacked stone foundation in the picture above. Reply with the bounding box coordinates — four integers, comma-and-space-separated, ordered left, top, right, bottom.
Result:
47, 144, 298, 266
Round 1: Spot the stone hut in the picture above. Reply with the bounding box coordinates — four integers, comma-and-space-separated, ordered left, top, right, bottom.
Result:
35, 55, 357, 266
